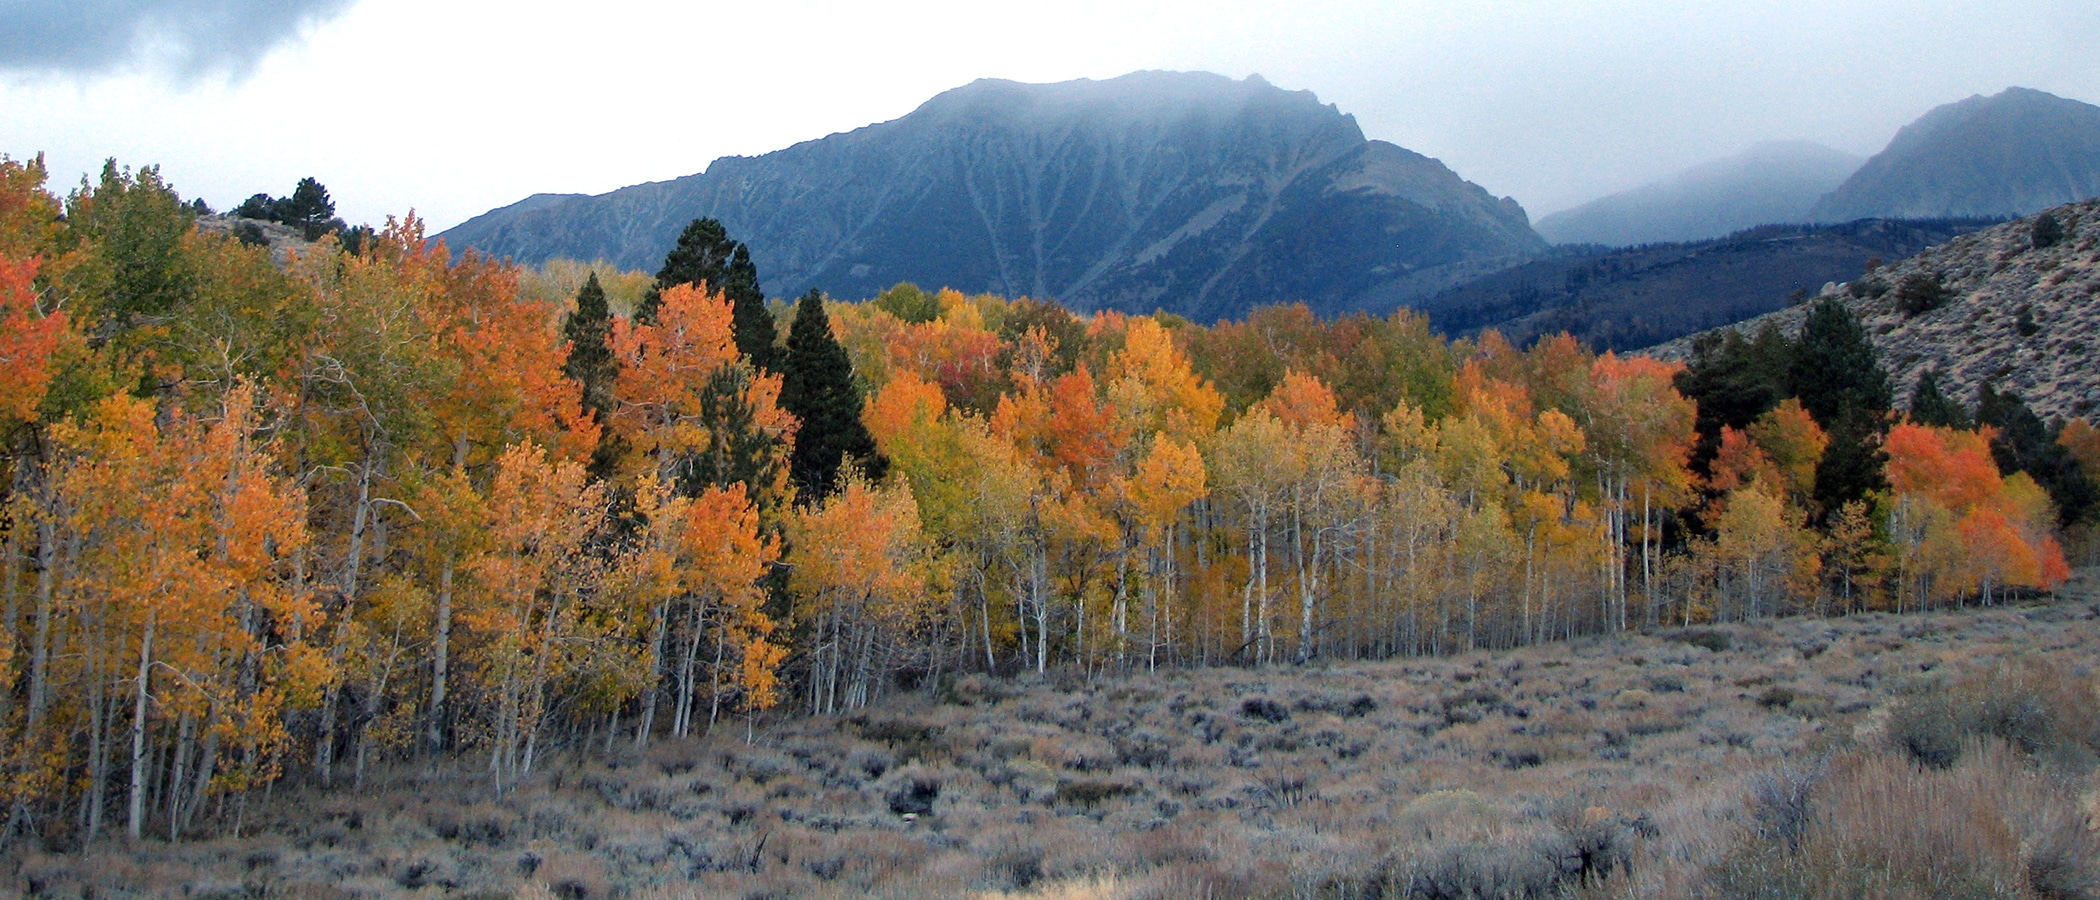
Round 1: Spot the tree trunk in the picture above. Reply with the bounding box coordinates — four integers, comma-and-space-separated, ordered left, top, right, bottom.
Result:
634, 599, 670, 747
128, 610, 156, 842
317, 460, 374, 786
427, 557, 455, 756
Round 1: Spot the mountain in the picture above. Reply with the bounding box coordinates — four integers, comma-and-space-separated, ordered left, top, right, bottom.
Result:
1648, 201, 2100, 422
1535, 141, 1861, 246
1810, 87, 2100, 222
1414, 217, 1993, 351
438, 71, 1546, 323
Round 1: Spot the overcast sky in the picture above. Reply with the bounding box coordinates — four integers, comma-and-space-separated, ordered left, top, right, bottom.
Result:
4, 0, 2097, 233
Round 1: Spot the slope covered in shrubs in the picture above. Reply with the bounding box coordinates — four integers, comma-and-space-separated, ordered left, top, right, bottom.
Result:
10, 581, 2096, 898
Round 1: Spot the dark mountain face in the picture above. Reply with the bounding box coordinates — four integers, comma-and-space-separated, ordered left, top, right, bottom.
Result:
1810, 87, 2100, 222
1418, 218, 1996, 352
1536, 141, 1861, 247
438, 71, 1545, 322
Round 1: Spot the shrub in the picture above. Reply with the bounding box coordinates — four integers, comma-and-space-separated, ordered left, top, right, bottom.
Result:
886, 774, 940, 815
1707, 744, 2100, 899
1294, 692, 1378, 717
1439, 688, 1508, 725
2032, 211, 2066, 250
1756, 686, 1798, 710
232, 220, 269, 247
1666, 628, 1732, 652
1893, 273, 1952, 315
848, 747, 893, 779
1847, 276, 1889, 299
1886, 659, 2098, 769
1388, 833, 1578, 900
1747, 764, 1822, 851
1055, 778, 1136, 808
1238, 697, 1290, 723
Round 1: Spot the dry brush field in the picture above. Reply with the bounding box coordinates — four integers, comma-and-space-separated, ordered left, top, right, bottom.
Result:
9, 573, 2100, 900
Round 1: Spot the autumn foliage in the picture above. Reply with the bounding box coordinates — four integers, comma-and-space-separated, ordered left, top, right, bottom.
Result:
0, 157, 2093, 850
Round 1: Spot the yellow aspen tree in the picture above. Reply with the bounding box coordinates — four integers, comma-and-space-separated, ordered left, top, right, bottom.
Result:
787, 478, 931, 713
466, 444, 610, 791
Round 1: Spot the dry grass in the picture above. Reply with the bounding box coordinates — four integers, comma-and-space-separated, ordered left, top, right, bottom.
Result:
5, 580, 2099, 898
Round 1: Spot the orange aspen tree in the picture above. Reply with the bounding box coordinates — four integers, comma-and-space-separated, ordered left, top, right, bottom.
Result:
0, 255, 67, 427
466, 444, 610, 791
787, 479, 931, 713
1884, 423, 2070, 607
620, 479, 780, 740
1583, 353, 1695, 628
607, 281, 793, 503
1102, 318, 1221, 668
1128, 436, 1207, 670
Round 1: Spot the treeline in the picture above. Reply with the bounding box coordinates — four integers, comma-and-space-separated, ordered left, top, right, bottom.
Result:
0, 157, 2094, 849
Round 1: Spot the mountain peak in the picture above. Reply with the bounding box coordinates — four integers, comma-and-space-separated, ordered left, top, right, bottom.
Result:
1810, 87, 2100, 221
437, 71, 1540, 322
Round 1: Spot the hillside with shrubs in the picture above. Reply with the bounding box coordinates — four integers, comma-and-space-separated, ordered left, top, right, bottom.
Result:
1, 154, 2097, 897
9, 596, 2099, 898
1651, 200, 2100, 423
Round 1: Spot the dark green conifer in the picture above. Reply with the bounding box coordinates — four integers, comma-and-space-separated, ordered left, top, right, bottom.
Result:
1978, 384, 2098, 526
639, 219, 776, 370
561, 272, 618, 422
284, 177, 337, 239
562, 272, 622, 477
1788, 296, 1890, 427
1785, 297, 1892, 516
780, 289, 885, 499
1812, 407, 1889, 516
1675, 322, 1793, 474
1906, 369, 1969, 429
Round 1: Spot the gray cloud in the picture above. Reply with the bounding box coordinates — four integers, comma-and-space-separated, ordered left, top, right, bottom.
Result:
0, 0, 355, 78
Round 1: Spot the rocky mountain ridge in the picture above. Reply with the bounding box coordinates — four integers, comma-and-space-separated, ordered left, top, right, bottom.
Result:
437, 71, 1545, 323
1646, 201, 2100, 422
1810, 87, 2100, 222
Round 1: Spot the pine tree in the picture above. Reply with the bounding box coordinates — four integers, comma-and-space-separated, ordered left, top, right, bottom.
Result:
283, 177, 336, 238
1812, 406, 1888, 517
1978, 383, 2098, 526
638, 219, 776, 370
1789, 296, 1890, 428
781, 289, 884, 499
1906, 369, 1969, 429
562, 272, 620, 476
1675, 323, 1792, 475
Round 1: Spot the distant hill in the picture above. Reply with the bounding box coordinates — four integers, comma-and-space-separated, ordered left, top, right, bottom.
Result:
1414, 217, 1993, 351
1536, 142, 1861, 247
1810, 87, 2100, 222
438, 71, 1546, 323
1649, 201, 2100, 422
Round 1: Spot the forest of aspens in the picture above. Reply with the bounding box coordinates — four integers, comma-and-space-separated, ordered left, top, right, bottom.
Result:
1, 156, 2096, 852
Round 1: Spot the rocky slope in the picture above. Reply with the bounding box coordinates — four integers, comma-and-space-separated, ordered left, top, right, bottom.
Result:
1810, 88, 2100, 222
1537, 142, 1861, 247
437, 71, 1545, 323
1648, 201, 2100, 422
